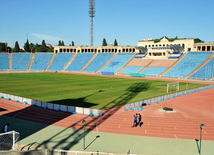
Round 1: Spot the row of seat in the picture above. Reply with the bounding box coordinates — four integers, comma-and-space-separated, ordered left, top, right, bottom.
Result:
0, 52, 213, 79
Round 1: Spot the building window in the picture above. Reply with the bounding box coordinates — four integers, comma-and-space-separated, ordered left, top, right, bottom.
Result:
202, 46, 206, 51
207, 46, 211, 51
197, 46, 201, 51
212, 46, 214, 51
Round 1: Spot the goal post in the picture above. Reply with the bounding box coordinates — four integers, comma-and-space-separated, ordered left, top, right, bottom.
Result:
167, 82, 179, 93
0, 131, 20, 151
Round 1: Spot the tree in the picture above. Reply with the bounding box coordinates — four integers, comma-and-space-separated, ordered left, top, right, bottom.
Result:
102, 38, 107, 46
0, 43, 6, 52
61, 40, 65, 46
30, 43, 36, 53
72, 41, 75, 46
42, 40, 46, 47
114, 39, 118, 46
24, 39, 30, 52
58, 40, 62, 46
14, 41, 20, 52
38, 45, 47, 52
39, 40, 47, 52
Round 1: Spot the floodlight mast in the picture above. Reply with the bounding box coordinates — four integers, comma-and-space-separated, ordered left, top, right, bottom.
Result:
89, 0, 95, 46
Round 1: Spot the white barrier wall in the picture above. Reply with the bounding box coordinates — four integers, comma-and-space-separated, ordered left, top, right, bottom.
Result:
54, 104, 60, 110
0, 91, 107, 116
47, 103, 54, 109
84, 108, 93, 115
68, 106, 75, 112
60, 105, 67, 112
76, 107, 83, 114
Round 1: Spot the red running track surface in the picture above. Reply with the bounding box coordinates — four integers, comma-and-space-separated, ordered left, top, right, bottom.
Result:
0, 87, 214, 141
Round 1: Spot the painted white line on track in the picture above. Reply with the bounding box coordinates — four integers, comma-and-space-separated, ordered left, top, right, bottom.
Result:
175, 134, 178, 139
96, 121, 99, 132
145, 130, 147, 134
118, 125, 121, 128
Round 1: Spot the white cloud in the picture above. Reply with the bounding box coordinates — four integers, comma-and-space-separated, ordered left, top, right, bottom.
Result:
31, 33, 63, 41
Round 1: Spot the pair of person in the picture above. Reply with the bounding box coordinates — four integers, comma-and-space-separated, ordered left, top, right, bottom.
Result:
132, 113, 141, 127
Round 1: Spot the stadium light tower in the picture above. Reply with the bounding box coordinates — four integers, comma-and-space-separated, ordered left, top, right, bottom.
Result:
89, 0, 95, 46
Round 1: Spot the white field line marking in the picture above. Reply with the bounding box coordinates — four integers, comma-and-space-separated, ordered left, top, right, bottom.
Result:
175, 134, 178, 139
118, 124, 121, 128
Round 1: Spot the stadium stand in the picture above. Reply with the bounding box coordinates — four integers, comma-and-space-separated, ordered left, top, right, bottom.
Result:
0, 54, 9, 70
82, 53, 114, 72
12, 53, 31, 70
142, 67, 168, 76
65, 53, 95, 71
163, 52, 213, 78
48, 53, 74, 71
190, 57, 214, 80
31, 53, 53, 70
100, 53, 135, 73
168, 53, 183, 59
120, 66, 143, 74
127, 59, 153, 66
149, 59, 177, 67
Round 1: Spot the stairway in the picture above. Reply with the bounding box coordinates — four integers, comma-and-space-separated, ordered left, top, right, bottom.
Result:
138, 59, 154, 73
45, 53, 56, 71
95, 53, 118, 73
115, 53, 137, 74
62, 53, 78, 71
79, 53, 98, 72
27, 53, 35, 70
9, 53, 12, 70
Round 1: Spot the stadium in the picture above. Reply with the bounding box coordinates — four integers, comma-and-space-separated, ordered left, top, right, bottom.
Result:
0, 34, 214, 155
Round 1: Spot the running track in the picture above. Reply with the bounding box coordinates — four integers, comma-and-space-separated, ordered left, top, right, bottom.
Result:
0, 83, 214, 141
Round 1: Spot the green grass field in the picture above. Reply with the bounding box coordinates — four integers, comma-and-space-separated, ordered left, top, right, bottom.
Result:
0, 73, 206, 110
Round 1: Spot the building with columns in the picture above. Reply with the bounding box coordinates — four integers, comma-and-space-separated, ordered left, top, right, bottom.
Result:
194, 42, 214, 52
54, 46, 137, 53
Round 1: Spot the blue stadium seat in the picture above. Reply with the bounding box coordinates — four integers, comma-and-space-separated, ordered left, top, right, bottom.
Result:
100, 53, 135, 73
31, 53, 53, 70
163, 52, 212, 78
120, 66, 143, 74
12, 53, 32, 70
83, 53, 114, 72
0, 54, 9, 70
66, 53, 95, 71
48, 53, 74, 71
190, 57, 214, 80
142, 67, 167, 76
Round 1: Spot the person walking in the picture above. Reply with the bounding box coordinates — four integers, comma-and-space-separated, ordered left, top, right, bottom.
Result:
2, 123, 10, 133
132, 114, 138, 127
137, 113, 142, 127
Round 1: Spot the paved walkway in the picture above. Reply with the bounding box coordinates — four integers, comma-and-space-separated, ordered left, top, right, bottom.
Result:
1, 115, 214, 155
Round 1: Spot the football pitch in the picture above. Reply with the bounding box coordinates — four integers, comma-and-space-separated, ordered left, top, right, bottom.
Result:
0, 73, 206, 110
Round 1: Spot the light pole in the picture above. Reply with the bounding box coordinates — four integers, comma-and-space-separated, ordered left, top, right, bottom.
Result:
199, 124, 205, 155
82, 120, 86, 150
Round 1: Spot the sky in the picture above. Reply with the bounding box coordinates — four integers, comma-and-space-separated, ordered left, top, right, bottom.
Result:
1, 0, 214, 48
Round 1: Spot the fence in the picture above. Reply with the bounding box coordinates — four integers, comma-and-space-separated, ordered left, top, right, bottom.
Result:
124, 84, 214, 110
45, 149, 113, 155
0, 93, 102, 116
